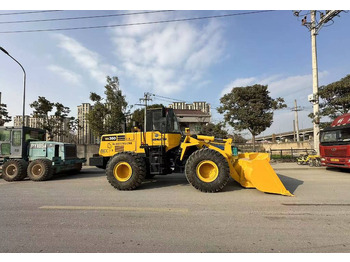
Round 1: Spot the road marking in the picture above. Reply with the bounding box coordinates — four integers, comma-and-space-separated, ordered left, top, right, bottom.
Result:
283, 203, 350, 206
39, 205, 189, 213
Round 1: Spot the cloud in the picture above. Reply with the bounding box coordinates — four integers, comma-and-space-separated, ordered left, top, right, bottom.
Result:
53, 33, 118, 84
220, 71, 330, 99
220, 77, 257, 96
110, 12, 226, 95
48, 65, 82, 85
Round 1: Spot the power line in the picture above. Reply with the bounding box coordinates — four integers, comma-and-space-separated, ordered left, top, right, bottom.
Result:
0, 10, 175, 25
152, 94, 188, 103
0, 10, 63, 16
0, 10, 276, 34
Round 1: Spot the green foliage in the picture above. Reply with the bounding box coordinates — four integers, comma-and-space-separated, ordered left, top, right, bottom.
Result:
217, 84, 286, 150
310, 74, 350, 127
0, 103, 11, 126
230, 133, 247, 144
199, 122, 228, 139
87, 76, 129, 137
30, 96, 74, 140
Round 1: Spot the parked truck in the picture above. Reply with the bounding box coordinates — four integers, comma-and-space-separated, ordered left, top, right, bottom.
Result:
0, 126, 86, 181
320, 113, 350, 168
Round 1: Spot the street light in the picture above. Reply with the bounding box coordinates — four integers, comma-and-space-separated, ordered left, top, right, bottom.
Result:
0, 46, 26, 127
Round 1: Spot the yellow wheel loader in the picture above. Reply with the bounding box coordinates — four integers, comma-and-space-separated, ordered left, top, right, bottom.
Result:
89, 107, 292, 196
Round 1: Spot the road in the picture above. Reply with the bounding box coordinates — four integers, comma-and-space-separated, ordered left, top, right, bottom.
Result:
1, 163, 350, 253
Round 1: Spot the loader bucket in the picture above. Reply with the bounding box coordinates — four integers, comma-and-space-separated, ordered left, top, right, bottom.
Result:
231, 153, 293, 196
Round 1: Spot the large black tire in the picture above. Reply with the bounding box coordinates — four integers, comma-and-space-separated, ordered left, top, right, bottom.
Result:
27, 159, 53, 181
2, 159, 28, 182
185, 148, 230, 193
106, 152, 146, 190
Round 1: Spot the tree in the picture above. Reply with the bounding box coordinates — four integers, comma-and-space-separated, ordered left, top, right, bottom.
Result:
217, 84, 286, 151
199, 122, 228, 139
309, 74, 350, 127
0, 103, 11, 126
87, 76, 128, 137
30, 96, 74, 140
230, 133, 247, 144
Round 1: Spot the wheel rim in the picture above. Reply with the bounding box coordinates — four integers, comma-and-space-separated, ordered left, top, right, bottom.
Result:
114, 162, 132, 182
196, 160, 219, 183
31, 164, 43, 177
6, 164, 17, 177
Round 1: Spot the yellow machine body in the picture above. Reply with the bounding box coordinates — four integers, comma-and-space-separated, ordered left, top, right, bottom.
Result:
99, 131, 182, 157
180, 132, 293, 196
95, 108, 292, 196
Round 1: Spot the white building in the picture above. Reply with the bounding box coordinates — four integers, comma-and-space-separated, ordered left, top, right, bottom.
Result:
77, 103, 98, 144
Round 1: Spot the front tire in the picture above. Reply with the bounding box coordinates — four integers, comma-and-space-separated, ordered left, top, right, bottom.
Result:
27, 159, 53, 181
185, 148, 230, 193
2, 159, 28, 182
106, 152, 146, 190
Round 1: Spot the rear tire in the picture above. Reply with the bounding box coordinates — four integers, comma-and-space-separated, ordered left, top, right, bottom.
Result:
185, 148, 230, 192
106, 152, 146, 190
27, 159, 53, 181
2, 159, 28, 182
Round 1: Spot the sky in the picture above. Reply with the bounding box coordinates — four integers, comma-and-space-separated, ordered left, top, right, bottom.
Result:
1, 1, 349, 138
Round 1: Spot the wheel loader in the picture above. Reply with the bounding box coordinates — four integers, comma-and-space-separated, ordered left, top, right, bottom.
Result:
90, 107, 292, 196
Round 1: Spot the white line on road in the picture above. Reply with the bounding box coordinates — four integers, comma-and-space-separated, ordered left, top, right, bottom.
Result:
39, 205, 189, 213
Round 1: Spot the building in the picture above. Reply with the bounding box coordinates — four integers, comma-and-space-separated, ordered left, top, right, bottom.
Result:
77, 103, 98, 144
14, 115, 72, 142
168, 102, 211, 134
169, 101, 211, 114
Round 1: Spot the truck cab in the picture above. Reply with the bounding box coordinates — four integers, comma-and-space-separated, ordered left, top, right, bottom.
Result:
320, 113, 350, 168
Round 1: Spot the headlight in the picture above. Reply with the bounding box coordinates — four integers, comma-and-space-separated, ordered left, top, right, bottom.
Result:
321, 158, 325, 161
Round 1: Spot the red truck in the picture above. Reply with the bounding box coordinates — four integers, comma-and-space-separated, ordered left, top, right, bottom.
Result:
320, 113, 350, 168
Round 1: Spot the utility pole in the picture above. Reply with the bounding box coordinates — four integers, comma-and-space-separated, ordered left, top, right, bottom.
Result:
310, 10, 320, 153
139, 92, 152, 132
291, 99, 301, 142
294, 10, 343, 154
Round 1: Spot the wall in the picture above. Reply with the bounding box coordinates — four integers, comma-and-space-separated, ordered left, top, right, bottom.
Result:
261, 141, 313, 151
77, 144, 99, 165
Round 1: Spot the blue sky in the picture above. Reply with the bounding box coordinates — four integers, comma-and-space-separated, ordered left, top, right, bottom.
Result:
1, 2, 349, 138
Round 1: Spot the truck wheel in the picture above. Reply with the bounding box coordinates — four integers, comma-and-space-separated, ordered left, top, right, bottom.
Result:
185, 148, 230, 193
106, 152, 146, 190
2, 159, 28, 182
27, 159, 53, 181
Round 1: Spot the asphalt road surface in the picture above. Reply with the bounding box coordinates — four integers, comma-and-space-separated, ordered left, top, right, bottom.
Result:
1, 163, 350, 253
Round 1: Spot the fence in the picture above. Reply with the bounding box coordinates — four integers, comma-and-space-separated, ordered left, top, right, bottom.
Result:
269, 148, 316, 160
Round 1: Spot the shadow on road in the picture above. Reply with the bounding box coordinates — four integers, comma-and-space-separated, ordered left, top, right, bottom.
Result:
138, 173, 244, 193
51, 168, 106, 181
138, 174, 189, 190
326, 167, 350, 173
277, 173, 304, 194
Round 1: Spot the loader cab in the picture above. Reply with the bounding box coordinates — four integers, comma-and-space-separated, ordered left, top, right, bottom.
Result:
0, 126, 46, 160
146, 107, 181, 134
